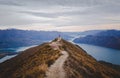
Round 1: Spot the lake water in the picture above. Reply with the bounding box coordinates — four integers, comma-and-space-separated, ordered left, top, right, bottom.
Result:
0, 45, 37, 63
0, 45, 37, 53
77, 43, 120, 65
0, 55, 17, 63
0, 43, 120, 65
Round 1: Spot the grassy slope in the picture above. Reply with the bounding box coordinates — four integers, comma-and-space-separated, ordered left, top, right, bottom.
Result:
61, 39, 120, 78
0, 39, 120, 78
0, 43, 61, 78
99, 61, 120, 72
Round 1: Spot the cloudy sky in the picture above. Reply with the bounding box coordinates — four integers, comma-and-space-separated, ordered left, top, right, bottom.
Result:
0, 0, 120, 32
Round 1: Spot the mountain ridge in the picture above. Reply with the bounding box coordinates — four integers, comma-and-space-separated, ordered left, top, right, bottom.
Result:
0, 29, 70, 48
0, 38, 120, 78
73, 30, 120, 50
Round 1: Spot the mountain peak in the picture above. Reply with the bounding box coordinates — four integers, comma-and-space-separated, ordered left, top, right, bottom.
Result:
0, 38, 120, 78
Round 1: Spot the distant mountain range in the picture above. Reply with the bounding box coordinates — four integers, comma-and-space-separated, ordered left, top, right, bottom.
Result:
73, 30, 120, 50
77, 30, 103, 36
0, 29, 70, 48
0, 29, 120, 50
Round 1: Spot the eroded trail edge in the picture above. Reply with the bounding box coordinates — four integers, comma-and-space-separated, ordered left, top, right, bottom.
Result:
45, 38, 68, 78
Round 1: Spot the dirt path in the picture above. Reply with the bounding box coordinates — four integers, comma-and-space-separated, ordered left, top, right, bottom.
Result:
45, 38, 68, 78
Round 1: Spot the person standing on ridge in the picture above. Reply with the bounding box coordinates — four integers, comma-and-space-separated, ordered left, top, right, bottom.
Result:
59, 34, 61, 38
58, 34, 61, 41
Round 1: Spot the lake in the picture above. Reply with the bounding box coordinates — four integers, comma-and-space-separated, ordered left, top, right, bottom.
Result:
77, 43, 120, 65
0, 45, 37, 53
0, 43, 120, 65
0, 45, 37, 63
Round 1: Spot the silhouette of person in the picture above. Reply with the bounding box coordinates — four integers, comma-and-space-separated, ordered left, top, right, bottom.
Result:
59, 34, 61, 38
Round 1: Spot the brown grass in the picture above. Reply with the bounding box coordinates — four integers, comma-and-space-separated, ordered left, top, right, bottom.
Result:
0, 43, 61, 78
61, 39, 120, 78
0, 39, 120, 78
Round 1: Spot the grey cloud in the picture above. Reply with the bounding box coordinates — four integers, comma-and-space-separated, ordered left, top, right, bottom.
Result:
0, 0, 120, 28
0, 0, 22, 6
18, 0, 120, 7
19, 10, 82, 18
20, 11, 59, 18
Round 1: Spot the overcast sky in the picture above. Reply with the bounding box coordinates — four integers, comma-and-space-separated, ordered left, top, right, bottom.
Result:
0, 0, 120, 32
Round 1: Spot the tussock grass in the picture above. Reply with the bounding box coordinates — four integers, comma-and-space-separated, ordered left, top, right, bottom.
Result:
0, 39, 120, 78
0, 43, 61, 78
61, 39, 120, 78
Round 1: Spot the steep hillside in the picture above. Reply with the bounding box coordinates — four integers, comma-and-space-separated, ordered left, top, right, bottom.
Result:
96, 30, 120, 37
73, 30, 120, 50
99, 61, 120, 72
0, 38, 120, 78
0, 42, 61, 78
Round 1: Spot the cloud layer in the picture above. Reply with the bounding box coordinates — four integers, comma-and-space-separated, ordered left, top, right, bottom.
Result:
0, 0, 120, 31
